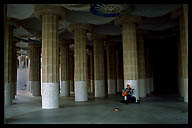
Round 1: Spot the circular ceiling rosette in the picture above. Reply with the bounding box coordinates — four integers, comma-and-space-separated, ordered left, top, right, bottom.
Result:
90, 4, 135, 17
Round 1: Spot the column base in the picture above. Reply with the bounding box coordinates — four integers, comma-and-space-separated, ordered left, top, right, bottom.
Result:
124, 80, 139, 101
117, 79, 123, 93
138, 79, 146, 97
60, 81, 70, 96
5, 83, 13, 105
94, 80, 105, 97
42, 83, 59, 109
31, 81, 41, 96
183, 78, 188, 102
75, 81, 88, 101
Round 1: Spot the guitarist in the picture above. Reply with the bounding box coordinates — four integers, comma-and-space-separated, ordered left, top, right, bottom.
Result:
122, 84, 133, 104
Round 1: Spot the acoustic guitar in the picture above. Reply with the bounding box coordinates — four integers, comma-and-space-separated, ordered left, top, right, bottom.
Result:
122, 89, 134, 96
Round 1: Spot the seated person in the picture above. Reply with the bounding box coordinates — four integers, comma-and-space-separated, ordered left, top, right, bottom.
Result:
122, 84, 133, 104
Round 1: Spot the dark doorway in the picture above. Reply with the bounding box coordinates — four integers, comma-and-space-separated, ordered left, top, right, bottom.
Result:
146, 35, 179, 95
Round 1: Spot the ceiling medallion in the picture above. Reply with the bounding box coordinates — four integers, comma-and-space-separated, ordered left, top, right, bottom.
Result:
90, 4, 135, 17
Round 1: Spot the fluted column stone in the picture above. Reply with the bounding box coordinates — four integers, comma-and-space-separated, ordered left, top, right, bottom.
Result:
35, 5, 67, 109
68, 23, 92, 101
92, 35, 106, 97
137, 33, 146, 97
115, 15, 142, 101
28, 44, 41, 96
60, 41, 69, 96
106, 43, 117, 95
4, 18, 19, 105
69, 52, 74, 92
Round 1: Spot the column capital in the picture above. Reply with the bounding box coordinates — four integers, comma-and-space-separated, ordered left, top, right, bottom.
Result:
34, 4, 68, 20
67, 23, 92, 33
114, 15, 142, 26
90, 34, 107, 41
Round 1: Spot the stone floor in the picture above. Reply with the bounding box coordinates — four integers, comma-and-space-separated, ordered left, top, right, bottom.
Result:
5, 90, 188, 124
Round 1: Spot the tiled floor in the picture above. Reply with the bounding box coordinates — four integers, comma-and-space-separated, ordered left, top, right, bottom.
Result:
4, 90, 188, 124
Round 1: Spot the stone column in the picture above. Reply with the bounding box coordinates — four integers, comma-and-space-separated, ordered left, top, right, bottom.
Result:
115, 15, 142, 101
89, 51, 94, 94
179, 5, 188, 102
4, 18, 19, 105
171, 5, 188, 102
12, 39, 18, 99
106, 43, 117, 95
28, 44, 41, 96
137, 32, 146, 97
69, 51, 74, 92
92, 35, 106, 97
68, 23, 92, 101
35, 5, 67, 109
116, 45, 124, 93
60, 41, 70, 96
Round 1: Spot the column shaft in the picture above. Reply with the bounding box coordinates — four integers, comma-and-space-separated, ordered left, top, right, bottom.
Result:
137, 35, 146, 97
12, 41, 17, 99
69, 52, 74, 92
94, 40, 105, 97
74, 29, 88, 101
60, 43, 69, 96
4, 24, 14, 105
28, 44, 41, 96
106, 45, 117, 95
90, 52, 94, 94
179, 5, 188, 102
122, 23, 139, 101
41, 14, 59, 109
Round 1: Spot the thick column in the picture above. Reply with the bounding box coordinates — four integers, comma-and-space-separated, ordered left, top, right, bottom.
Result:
35, 5, 67, 109
179, 5, 188, 102
106, 44, 117, 95
137, 33, 146, 97
69, 52, 74, 92
92, 35, 106, 97
68, 23, 92, 101
60, 42, 69, 96
4, 18, 19, 105
28, 44, 41, 96
116, 45, 124, 93
115, 15, 142, 101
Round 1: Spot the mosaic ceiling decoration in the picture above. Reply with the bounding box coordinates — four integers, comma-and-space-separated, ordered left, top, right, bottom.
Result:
90, 4, 135, 17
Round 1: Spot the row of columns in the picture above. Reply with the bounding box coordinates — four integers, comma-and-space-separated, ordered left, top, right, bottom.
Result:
5, 4, 188, 110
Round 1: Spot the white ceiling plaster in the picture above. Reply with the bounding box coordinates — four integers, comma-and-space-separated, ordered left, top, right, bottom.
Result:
7, 4, 34, 19
66, 11, 116, 25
